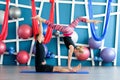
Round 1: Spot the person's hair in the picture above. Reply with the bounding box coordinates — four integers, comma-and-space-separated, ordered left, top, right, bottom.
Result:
36, 34, 39, 39
76, 46, 84, 53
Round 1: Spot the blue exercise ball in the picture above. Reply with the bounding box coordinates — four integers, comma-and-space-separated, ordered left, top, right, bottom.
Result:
88, 37, 102, 49
8, 47, 15, 54
50, 53, 55, 58
94, 56, 99, 61
46, 51, 51, 58
100, 48, 116, 62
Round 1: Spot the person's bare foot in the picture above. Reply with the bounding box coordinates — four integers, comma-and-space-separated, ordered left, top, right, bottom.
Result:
71, 64, 81, 72
32, 15, 46, 22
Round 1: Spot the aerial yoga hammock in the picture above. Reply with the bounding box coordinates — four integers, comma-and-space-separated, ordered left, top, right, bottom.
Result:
31, 0, 54, 44
88, 0, 112, 41
0, 0, 10, 40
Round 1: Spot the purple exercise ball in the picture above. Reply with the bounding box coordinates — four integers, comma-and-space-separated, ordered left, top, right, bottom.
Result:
88, 37, 102, 49
32, 44, 48, 57
100, 48, 116, 62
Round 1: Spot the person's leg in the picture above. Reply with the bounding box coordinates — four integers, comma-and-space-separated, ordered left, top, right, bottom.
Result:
53, 64, 81, 72
69, 17, 87, 28
53, 66, 71, 72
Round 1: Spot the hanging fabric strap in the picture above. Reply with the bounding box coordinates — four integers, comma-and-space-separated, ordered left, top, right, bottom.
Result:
0, 0, 10, 40
31, 0, 39, 40
43, 0, 54, 44
88, 0, 112, 41
31, 0, 54, 44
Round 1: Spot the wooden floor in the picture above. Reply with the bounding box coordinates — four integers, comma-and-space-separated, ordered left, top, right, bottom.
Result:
0, 65, 120, 80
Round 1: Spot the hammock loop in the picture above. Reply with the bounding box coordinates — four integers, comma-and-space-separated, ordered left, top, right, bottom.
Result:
88, 0, 112, 41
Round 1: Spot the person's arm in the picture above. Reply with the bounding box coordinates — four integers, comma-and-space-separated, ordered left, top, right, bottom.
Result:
32, 16, 44, 43
68, 45, 74, 70
38, 22, 44, 43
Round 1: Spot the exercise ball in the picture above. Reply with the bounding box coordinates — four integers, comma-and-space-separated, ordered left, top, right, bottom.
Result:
53, 31, 60, 36
9, 7, 21, 19
0, 10, 4, 25
16, 50, 29, 64
43, 44, 48, 57
46, 51, 55, 58
94, 56, 99, 61
42, 23, 47, 36
100, 48, 116, 62
18, 24, 32, 39
32, 44, 48, 56
71, 31, 78, 43
32, 45, 36, 54
88, 37, 102, 49
76, 46, 90, 60
94, 56, 103, 62
8, 46, 15, 54
0, 41, 6, 55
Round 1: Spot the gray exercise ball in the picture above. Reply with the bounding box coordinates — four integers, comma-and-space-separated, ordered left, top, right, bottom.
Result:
0, 10, 5, 25
9, 7, 21, 19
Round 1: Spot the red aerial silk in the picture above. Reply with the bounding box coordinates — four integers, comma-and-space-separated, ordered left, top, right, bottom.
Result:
0, 0, 10, 40
31, 0, 55, 44
31, 0, 39, 40
43, 0, 54, 44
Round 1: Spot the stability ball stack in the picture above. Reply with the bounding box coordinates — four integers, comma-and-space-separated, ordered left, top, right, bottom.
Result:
16, 50, 29, 64
18, 24, 32, 39
76, 46, 90, 60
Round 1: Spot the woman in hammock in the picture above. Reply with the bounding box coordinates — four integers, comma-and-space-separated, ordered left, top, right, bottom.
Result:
33, 15, 101, 70
32, 17, 81, 72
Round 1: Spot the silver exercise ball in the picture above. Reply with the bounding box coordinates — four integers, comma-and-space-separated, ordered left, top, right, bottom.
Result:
9, 7, 21, 19
0, 10, 5, 25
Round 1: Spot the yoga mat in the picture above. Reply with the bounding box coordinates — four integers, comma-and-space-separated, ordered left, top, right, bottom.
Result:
20, 70, 89, 74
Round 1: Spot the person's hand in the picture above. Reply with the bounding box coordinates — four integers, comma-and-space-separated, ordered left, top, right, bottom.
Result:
68, 67, 73, 72
93, 20, 102, 24
32, 15, 46, 22
42, 60, 46, 65
86, 19, 102, 24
